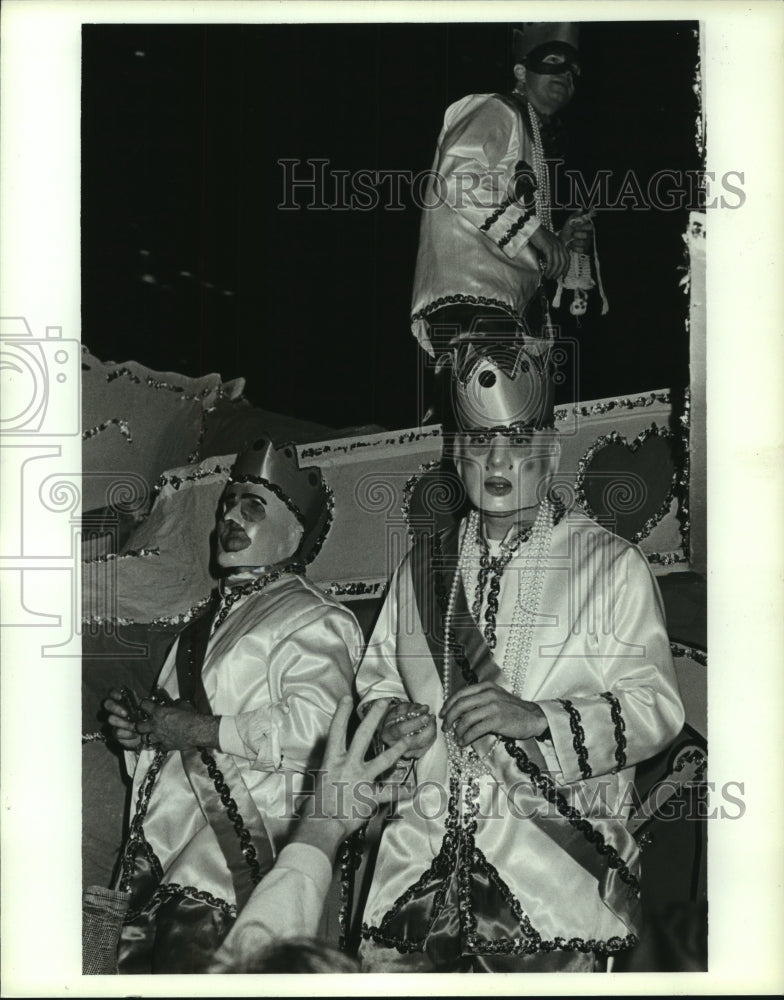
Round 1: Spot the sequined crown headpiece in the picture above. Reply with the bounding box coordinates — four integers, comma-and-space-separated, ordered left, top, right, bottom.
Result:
513, 22, 580, 62
451, 343, 555, 432
230, 436, 332, 564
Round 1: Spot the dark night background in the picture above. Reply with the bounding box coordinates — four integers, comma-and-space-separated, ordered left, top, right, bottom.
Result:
81, 21, 700, 432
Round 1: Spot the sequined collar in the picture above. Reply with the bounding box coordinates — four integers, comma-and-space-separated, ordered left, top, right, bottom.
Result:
214, 561, 303, 630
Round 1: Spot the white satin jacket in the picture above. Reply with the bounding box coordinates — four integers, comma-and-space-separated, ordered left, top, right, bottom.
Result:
411, 93, 544, 355
357, 510, 684, 957
127, 574, 361, 905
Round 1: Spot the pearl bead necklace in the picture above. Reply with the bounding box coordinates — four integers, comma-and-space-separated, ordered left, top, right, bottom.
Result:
442, 500, 554, 782
524, 98, 552, 233
513, 89, 554, 325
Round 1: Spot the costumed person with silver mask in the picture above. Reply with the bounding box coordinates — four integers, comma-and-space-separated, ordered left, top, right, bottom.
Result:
102, 437, 362, 973
412, 22, 595, 378
356, 344, 684, 972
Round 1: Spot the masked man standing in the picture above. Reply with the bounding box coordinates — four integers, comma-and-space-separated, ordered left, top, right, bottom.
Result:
412, 22, 592, 368
356, 345, 684, 972
104, 436, 361, 973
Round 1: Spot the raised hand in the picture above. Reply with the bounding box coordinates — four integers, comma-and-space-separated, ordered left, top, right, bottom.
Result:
295, 696, 417, 843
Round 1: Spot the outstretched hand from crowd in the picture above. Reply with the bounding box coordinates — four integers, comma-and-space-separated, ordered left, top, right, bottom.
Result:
292, 696, 414, 855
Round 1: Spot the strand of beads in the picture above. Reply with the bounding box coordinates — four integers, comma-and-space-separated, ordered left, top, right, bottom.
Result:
442, 511, 491, 782
442, 511, 519, 782
527, 100, 555, 331
502, 498, 554, 698
474, 499, 553, 766
528, 103, 552, 233
442, 501, 555, 783
213, 562, 302, 632
472, 523, 534, 649
442, 509, 480, 708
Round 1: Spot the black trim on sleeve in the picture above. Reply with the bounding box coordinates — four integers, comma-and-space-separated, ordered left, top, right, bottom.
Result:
558, 698, 592, 779
600, 692, 628, 772
497, 208, 535, 249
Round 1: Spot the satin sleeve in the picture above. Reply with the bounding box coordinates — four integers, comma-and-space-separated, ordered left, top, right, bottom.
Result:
438, 95, 541, 259
217, 715, 246, 758
538, 545, 685, 784
355, 560, 411, 713
207, 842, 332, 972
223, 604, 360, 774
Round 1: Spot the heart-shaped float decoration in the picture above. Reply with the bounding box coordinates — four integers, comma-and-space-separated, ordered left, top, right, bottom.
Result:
575, 424, 679, 543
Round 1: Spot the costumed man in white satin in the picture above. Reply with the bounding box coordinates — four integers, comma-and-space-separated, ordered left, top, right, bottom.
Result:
356, 344, 685, 972
412, 21, 593, 370
104, 436, 362, 973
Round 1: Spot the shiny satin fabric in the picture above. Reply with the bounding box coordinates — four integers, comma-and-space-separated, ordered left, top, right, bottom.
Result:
411, 94, 543, 356
117, 573, 360, 973
488, 740, 642, 930
119, 888, 234, 974
359, 935, 596, 972
409, 521, 499, 694
356, 509, 684, 966
117, 754, 268, 973
371, 748, 640, 960
411, 521, 653, 924
117, 820, 233, 974
201, 575, 360, 775
181, 746, 275, 912
173, 601, 274, 912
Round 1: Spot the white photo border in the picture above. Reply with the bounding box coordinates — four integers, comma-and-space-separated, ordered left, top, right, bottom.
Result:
1, 1, 783, 995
